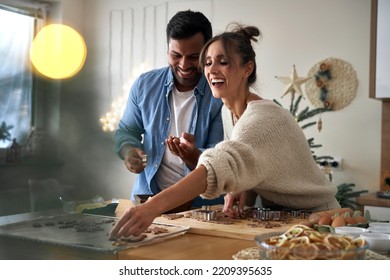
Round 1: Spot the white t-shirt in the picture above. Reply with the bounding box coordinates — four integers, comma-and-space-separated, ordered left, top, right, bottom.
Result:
155, 86, 196, 190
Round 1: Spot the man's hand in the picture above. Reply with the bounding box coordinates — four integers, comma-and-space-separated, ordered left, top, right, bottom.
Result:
166, 132, 200, 170
123, 147, 147, 173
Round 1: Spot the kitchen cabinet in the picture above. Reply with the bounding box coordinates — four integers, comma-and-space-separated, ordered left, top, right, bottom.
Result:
370, 0, 390, 192
370, 0, 390, 99
381, 101, 390, 190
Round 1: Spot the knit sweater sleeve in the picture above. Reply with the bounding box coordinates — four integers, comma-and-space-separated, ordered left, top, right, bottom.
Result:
198, 136, 262, 198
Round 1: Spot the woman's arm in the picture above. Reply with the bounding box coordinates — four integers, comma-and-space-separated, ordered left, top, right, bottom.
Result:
110, 165, 208, 238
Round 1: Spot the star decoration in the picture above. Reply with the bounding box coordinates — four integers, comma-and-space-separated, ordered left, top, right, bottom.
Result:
275, 65, 311, 98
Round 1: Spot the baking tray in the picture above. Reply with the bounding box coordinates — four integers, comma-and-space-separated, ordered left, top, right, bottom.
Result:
0, 213, 189, 253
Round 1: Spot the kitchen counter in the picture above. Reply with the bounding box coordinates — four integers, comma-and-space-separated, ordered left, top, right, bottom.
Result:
355, 192, 390, 208
118, 232, 254, 260
0, 200, 255, 260
1, 199, 389, 260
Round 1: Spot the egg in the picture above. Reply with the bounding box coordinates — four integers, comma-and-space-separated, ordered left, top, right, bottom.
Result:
344, 216, 357, 225
308, 213, 321, 224
318, 215, 332, 226
353, 215, 367, 224
331, 216, 346, 227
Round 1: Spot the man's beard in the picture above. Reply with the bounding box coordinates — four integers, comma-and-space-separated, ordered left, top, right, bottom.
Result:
171, 65, 202, 89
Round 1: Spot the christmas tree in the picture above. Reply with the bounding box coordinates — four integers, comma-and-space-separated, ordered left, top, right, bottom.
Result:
274, 65, 333, 175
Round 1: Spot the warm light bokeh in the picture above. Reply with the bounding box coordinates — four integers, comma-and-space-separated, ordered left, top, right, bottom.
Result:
100, 63, 151, 132
30, 24, 87, 79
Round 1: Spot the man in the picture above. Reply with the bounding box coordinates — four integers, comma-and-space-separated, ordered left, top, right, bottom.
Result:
115, 10, 224, 210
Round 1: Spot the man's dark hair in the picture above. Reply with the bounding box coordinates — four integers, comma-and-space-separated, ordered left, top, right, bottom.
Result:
166, 10, 212, 44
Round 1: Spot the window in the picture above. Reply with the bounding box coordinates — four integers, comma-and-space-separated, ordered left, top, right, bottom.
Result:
0, 7, 39, 148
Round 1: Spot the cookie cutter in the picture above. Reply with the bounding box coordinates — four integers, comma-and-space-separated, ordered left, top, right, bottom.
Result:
250, 208, 312, 221
141, 154, 148, 164
192, 206, 216, 221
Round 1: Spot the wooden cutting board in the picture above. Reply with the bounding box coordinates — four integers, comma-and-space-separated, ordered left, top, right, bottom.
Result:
154, 206, 305, 241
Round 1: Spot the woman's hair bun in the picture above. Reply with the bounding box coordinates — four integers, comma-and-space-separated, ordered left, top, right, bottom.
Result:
228, 23, 261, 42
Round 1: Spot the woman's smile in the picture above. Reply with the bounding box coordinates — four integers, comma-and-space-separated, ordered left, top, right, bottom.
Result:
211, 78, 225, 87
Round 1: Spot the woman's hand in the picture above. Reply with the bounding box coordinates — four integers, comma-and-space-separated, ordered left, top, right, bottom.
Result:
109, 203, 158, 238
223, 191, 247, 218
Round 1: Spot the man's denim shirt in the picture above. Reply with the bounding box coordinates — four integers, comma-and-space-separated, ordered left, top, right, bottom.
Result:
115, 66, 223, 199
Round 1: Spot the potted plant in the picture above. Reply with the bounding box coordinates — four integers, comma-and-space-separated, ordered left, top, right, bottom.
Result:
0, 121, 14, 160
335, 182, 368, 210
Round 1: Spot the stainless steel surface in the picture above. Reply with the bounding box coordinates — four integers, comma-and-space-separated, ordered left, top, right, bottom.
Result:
0, 213, 189, 253
141, 154, 148, 164
250, 208, 312, 221
193, 209, 215, 220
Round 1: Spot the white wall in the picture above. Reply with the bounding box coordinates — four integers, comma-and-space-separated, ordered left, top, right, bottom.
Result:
56, 0, 381, 200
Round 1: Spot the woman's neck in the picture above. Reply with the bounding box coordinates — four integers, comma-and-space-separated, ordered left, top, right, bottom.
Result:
223, 92, 262, 121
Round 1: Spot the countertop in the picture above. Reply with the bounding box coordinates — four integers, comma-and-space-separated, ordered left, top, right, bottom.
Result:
355, 193, 390, 208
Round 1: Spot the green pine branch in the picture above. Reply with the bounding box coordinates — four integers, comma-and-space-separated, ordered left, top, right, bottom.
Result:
301, 121, 316, 130
297, 107, 330, 122
314, 156, 334, 161
335, 183, 369, 210
0, 121, 14, 142
273, 99, 282, 107
291, 95, 303, 115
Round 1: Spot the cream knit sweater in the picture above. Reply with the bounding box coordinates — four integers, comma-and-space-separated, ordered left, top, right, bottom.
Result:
198, 100, 338, 210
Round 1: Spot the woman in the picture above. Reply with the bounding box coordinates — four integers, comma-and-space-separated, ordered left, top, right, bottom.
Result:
110, 24, 340, 238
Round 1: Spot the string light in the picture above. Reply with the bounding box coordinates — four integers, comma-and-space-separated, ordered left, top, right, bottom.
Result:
100, 63, 151, 132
